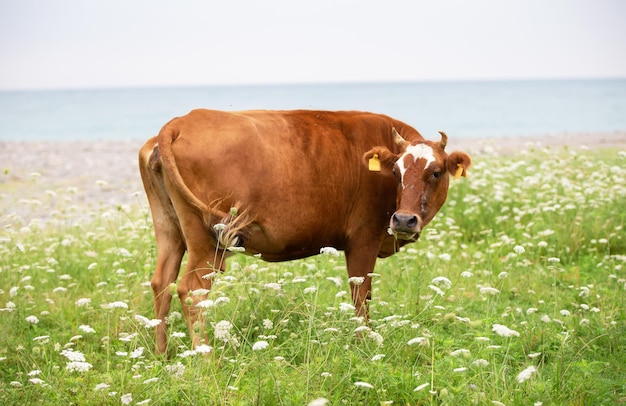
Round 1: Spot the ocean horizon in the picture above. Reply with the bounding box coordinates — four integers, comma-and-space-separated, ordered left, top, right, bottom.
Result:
1, 78, 625, 142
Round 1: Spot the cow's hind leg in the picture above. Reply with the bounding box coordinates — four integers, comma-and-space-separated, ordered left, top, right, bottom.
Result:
151, 231, 185, 354
177, 246, 226, 349
140, 142, 186, 354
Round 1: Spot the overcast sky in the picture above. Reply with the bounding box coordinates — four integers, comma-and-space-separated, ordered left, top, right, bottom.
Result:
1, 0, 625, 90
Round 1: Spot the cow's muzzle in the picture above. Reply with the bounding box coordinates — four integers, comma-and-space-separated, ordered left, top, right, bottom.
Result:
390, 212, 422, 240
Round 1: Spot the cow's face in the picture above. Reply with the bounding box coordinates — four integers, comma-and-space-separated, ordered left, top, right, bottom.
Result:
364, 129, 471, 240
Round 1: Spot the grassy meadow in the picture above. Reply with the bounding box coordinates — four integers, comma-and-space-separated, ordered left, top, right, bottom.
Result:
0, 144, 625, 405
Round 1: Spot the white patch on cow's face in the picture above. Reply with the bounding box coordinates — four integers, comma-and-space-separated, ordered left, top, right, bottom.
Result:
396, 144, 435, 187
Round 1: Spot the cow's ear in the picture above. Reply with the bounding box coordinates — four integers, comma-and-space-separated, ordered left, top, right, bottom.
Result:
447, 151, 472, 179
363, 147, 399, 174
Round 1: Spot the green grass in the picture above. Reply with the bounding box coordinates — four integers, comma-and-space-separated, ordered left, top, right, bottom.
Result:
1, 146, 625, 405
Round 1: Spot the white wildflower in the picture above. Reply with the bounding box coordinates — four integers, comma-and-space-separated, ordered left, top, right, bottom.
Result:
354, 325, 370, 333
2, 301, 16, 312
76, 298, 91, 307
252, 340, 269, 351
190, 288, 210, 296
214, 320, 233, 341
431, 276, 452, 289
516, 365, 537, 383
368, 330, 384, 346
461, 271, 473, 278
320, 246, 339, 256
195, 344, 212, 354
66, 361, 93, 373
121, 393, 133, 405
472, 359, 489, 367
262, 319, 274, 330
101, 301, 128, 309
547, 257, 560, 263
215, 296, 230, 306
371, 353, 385, 362
61, 349, 86, 362
414, 382, 430, 392
428, 285, 445, 296
25, 315, 39, 324
135, 314, 162, 328
513, 245, 525, 254
308, 398, 330, 406
407, 337, 429, 346
492, 323, 520, 338
195, 299, 214, 309
480, 287, 500, 296
339, 302, 355, 312
450, 348, 471, 357
354, 381, 374, 389
264, 283, 282, 291
348, 276, 365, 285
94, 383, 111, 391
130, 347, 144, 359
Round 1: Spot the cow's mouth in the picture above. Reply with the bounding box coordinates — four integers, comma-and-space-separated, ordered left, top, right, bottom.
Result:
394, 231, 420, 241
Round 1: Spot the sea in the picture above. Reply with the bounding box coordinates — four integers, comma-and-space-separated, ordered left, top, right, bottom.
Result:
1, 78, 625, 142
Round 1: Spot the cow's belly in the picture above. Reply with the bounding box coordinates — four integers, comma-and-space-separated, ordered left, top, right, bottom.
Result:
240, 220, 347, 262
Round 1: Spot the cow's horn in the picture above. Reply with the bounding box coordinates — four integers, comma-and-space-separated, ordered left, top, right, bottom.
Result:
438, 130, 448, 149
393, 128, 408, 148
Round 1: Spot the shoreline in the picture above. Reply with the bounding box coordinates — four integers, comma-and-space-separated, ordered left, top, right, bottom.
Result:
1, 131, 625, 226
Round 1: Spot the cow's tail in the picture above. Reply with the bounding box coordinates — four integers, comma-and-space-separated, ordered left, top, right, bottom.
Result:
156, 125, 249, 248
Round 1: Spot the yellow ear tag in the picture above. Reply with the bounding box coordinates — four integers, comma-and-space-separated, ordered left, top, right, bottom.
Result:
368, 154, 381, 172
454, 163, 464, 179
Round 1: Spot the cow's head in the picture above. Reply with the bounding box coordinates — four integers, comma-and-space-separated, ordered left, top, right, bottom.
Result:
364, 128, 471, 240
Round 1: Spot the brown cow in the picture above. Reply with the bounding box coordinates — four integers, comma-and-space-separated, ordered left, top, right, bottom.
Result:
138, 109, 471, 353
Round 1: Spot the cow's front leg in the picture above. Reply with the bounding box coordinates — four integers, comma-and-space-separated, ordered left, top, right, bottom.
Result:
344, 239, 380, 323
350, 274, 373, 321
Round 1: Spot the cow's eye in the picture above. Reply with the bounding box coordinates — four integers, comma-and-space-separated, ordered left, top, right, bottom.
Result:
432, 171, 441, 179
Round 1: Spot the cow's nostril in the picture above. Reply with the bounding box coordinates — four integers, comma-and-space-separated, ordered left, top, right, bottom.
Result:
406, 215, 418, 229
392, 214, 401, 228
